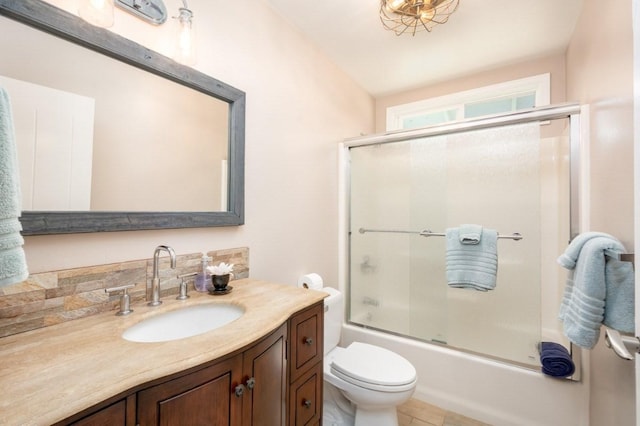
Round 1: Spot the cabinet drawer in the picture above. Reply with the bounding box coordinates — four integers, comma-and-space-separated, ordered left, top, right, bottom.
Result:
289, 302, 323, 383
289, 362, 323, 426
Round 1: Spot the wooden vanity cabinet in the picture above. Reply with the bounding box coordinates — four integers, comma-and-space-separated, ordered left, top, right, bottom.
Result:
288, 302, 324, 426
138, 323, 287, 426
58, 302, 324, 426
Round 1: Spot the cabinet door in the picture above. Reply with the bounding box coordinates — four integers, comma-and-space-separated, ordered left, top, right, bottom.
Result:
137, 355, 242, 426
69, 399, 126, 426
242, 323, 287, 426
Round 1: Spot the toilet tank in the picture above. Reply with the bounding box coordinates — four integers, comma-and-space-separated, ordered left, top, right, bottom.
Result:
323, 287, 344, 355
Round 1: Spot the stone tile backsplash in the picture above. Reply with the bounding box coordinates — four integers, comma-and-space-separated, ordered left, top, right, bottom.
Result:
0, 247, 249, 338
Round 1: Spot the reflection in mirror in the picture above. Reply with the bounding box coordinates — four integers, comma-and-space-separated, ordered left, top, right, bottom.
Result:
0, 18, 229, 211
0, 0, 245, 234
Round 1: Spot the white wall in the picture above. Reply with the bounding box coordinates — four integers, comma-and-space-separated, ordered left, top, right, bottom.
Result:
566, 0, 636, 424
25, 0, 374, 289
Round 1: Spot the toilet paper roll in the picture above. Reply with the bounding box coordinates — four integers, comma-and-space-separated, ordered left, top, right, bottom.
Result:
297, 273, 323, 290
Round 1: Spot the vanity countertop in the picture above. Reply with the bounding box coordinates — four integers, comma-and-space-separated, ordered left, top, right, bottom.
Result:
0, 279, 327, 425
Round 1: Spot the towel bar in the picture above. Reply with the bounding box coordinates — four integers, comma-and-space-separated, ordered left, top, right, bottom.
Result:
604, 250, 635, 266
620, 253, 635, 263
604, 328, 639, 361
358, 227, 523, 241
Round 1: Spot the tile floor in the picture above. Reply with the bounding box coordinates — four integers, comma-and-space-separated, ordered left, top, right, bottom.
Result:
398, 398, 492, 426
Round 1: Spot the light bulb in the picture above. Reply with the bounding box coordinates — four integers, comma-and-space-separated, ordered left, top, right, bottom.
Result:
420, 7, 435, 21
174, 8, 196, 65
388, 0, 407, 12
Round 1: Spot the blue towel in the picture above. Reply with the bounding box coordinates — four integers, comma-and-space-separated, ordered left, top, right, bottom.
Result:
446, 227, 498, 291
539, 342, 575, 378
0, 87, 28, 287
459, 224, 483, 245
558, 232, 634, 349
557, 232, 612, 269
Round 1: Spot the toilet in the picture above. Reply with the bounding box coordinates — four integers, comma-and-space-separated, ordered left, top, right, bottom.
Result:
322, 287, 417, 426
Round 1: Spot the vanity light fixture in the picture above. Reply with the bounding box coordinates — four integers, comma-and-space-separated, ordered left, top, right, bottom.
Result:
115, 0, 168, 25
173, 0, 196, 65
78, 0, 167, 27
78, 0, 196, 65
380, 0, 460, 36
78, 0, 115, 28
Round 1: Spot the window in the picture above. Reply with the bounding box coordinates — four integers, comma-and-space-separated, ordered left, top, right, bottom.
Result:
386, 74, 550, 131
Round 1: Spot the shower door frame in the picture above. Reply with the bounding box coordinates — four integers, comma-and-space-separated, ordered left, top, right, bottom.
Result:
339, 102, 584, 381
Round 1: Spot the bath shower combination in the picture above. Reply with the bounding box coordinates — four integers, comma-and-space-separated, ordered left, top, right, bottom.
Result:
340, 104, 588, 425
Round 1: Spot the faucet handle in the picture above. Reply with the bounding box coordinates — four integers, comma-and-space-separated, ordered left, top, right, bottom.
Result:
105, 284, 136, 316
177, 272, 197, 300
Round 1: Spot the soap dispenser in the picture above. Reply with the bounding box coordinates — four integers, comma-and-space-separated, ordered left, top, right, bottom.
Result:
194, 254, 212, 292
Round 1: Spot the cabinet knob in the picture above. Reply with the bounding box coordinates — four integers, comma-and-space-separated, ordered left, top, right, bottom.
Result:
234, 384, 245, 397
303, 337, 314, 346
245, 377, 256, 390
303, 399, 312, 409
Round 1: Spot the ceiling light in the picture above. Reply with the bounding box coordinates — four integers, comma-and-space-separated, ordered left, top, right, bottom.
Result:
380, 0, 460, 36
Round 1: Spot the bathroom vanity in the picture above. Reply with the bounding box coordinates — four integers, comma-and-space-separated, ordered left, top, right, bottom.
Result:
0, 279, 325, 425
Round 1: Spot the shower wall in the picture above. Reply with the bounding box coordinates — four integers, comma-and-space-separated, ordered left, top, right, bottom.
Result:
348, 120, 570, 367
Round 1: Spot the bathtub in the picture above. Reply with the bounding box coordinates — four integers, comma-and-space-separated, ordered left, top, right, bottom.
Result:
340, 324, 590, 426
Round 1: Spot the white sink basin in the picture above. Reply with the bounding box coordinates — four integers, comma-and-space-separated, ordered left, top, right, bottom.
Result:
122, 303, 244, 343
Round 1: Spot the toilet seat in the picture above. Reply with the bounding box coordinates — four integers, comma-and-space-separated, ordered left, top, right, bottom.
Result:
330, 342, 417, 392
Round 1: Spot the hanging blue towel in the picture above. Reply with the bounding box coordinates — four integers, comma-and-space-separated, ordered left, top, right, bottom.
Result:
558, 232, 634, 349
0, 87, 28, 287
446, 226, 498, 291
557, 232, 612, 269
539, 342, 575, 378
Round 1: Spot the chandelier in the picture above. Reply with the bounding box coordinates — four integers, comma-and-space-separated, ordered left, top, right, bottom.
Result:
380, 0, 460, 36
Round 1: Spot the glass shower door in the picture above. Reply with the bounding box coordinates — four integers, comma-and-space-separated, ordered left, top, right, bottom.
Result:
348, 119, 570, 368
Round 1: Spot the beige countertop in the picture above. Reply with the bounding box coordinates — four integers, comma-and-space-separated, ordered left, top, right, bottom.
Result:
0, 279, 327, 425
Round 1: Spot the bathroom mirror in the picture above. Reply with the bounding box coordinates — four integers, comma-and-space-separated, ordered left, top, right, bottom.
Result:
0, 0, 245, 235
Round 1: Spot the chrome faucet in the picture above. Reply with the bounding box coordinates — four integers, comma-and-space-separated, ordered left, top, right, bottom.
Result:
148, 245, 177, 306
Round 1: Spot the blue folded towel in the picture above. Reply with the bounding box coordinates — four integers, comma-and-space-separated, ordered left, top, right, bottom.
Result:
539, 342, 575, 378
0, 87, 28, 287
558, 232, 635, 349
459, 224, 483, 245
446, 226, 498, 291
